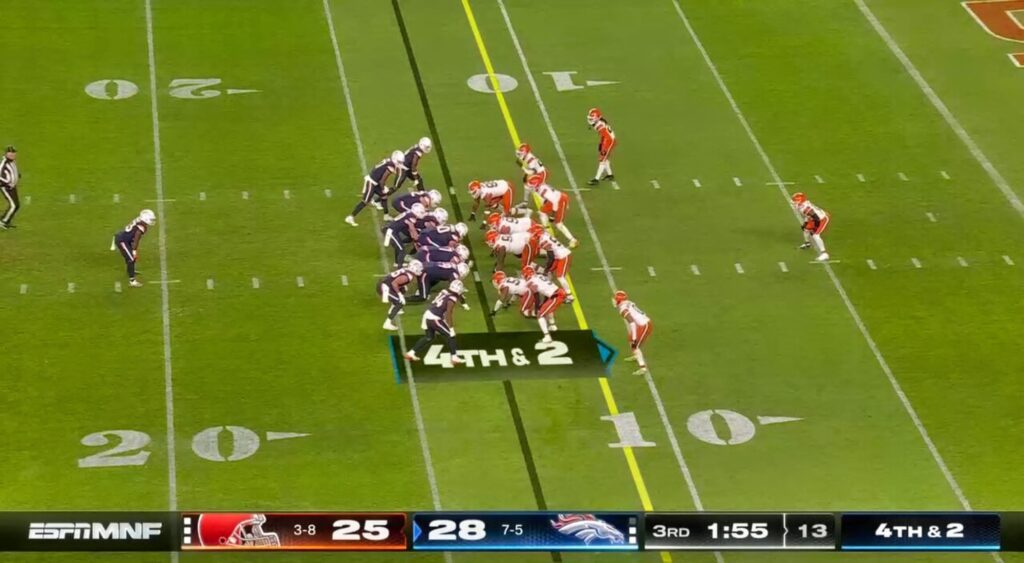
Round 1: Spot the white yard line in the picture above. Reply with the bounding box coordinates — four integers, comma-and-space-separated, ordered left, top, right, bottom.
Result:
143, 0, 179, 552
671, 0, 978, 516
497, 0, 711, 524
854, 0, 1023, 222
322, 0, 444, 515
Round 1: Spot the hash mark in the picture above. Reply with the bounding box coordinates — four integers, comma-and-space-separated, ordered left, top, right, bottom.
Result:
19, 284, 28, 295
650, 180, 661, 190
611, 180, 621, 190
814, 174, 825, 184
690, 264, 701, 276
114, 281, 122, 293
778, 261, 788, 272
473, 271, 481, 283
341, 275, 349, 286
911, 257, 922, 269
1003, 255, 1015, 266
692, 178, 702, 188
69, 194, 77, 204
647, 266, 657, 277
113, 193, 120, 203
448, 186, 456, 196
206, 278, 215, 290
242, 191, 249, 200
67, 282, 76, 293
324, 188, 333, 198
867, 259, 877, 270
856, 173, 866, 183
940, 170, 951, 180
24, 195, 31, 205
734, 263, 745, 274
284, 189, 292, 200
199, 192, 207, 201
732, 177, 743, 187
590, 266, 623, 271
956, 256, 969, 267
296, 276, 305, 288
926, 212, 937, 222
898, 172, 909, 181
251, 277, 260, 289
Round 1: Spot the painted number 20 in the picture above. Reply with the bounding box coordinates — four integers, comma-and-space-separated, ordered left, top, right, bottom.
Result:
78, 426, 261, 468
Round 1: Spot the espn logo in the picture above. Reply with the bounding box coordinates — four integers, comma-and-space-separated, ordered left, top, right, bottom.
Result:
28, 522, 163, 540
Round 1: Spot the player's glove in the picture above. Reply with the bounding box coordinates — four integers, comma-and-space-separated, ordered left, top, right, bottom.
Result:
399, 294, 407, 305
132, 250, 138, 261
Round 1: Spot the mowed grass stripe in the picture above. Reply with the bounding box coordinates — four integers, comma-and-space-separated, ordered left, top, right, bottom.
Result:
390, 0, 555, 530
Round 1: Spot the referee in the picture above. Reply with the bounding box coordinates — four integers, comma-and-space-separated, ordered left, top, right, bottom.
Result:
0, 146, 20, 229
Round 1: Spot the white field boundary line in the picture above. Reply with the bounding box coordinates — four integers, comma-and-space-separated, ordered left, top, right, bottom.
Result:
143, 0, 178, 543
496, 0, 714, 537
669, 0, 991, 532
855, 0, 1023, 220
321, 0, 444, 517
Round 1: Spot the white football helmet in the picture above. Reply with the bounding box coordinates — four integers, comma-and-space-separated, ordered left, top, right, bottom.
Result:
391, 150, 405, 167
449, 280, 466, 294
428, 189, 442, 206
418, 137, 433, 153
456, 245, 470, 261
454, 222, 468, 237
411, 202, 427, 219
457, 262, 470, 278
407, 259, 424, 275
140, 209, 157, 225
433, 208, 449, 225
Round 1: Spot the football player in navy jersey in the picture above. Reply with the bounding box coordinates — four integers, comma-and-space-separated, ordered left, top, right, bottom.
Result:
416, 222, 468, 250
414, 207, 447, 233
409, 261, 469, 302
394, 137, 432, 190
383, 203, 427, 268
416, 244, 470, 266
345, 150, 404, 227
377, 260, 424, 331
110, 209, 156, 287
391, 189, 441, 215
404, 280, 469, 364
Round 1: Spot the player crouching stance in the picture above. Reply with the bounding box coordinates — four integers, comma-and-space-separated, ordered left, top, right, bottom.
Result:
586, 108, 616, 186
613, 291, 652, 376
490, 271, 535, 319
523, 266, 566, 343
791, 192, 830, 261
345, 150, 405, 227
405, 280, 470, 365
529, 224, 574, 301
525, 175, 578, 248
110, 209, 156, 288
467, 179, 517, 227
378, 260, 423, 331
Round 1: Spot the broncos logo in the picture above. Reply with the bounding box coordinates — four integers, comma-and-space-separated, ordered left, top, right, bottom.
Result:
550, 514, 625, 545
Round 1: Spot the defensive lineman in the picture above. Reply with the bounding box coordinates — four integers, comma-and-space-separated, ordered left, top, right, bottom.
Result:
404, 280, 470, 365
345, 150, 405, 227
0, 146, 21, 229
110, 209, 156, 287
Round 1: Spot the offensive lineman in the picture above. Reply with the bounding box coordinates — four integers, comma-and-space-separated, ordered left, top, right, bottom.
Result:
110, 209, 156, 287
523, 266, 567, 343
467, 179, 515, 225
345, 150, 405, 227
404, 280, 470, 365
586, 108, 617, 185
791, 192, 831, 261
490, 271, 535, 319
613, 290, 653, 376
378, 260, 424, 331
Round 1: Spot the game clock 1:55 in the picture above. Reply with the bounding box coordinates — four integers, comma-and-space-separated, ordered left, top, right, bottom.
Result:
645, 513, 836, 550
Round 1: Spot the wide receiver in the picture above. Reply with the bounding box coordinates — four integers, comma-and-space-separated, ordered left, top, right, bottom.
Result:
586, 108, 616, 186
613, 290, 652, 376
791, 192, 830, 261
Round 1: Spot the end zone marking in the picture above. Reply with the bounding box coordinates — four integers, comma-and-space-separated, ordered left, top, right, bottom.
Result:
778, 261, 788, 272
647, 266, 657, 277
242, 191, 250, 200
956, 256, 969, 267
867, 259, 877, 270
251, 277, 260, 289
113, 193, 121, 203
732, 176, 743, 186
67, 282, 76, 293
650, 180, 661, 190
341, 274, 349, 286
926, 212, 937, 222
206, 278, 214, 290
199, 191, 207, 201
114, 281, 122, 293
611, 180, 622, 190
911, 257, 922, 269
284, 189, 292, 200
1003, 255, 1015, 266
19, 284, 28, 294
69, 194, 78, 204
940, 170, 951, 180
898, 172, 909, 181
324, 188, 333, 198
296, 276, 305, 287
690, 264, 701, 276
692, 178, 702, 188
814, 174, 825, 184
856, 173, 867, 183
734, 263, 745, 274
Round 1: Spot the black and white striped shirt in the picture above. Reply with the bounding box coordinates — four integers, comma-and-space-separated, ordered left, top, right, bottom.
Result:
0, 158, 18, 189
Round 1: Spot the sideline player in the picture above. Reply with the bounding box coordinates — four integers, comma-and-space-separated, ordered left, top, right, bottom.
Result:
345, 150, 405, 227
110, 209, 156, 287
405, 280, 470, 364
586, 108, 616, 185
394, 137, 432, 190
525, 175, 578, 248
613, 290, 652, 376
378, 260, 423, 331
791, 192, 830, 261
0, 145, 21, 229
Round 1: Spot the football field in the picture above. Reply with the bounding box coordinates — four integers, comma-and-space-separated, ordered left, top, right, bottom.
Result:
1, 0, 1022, 561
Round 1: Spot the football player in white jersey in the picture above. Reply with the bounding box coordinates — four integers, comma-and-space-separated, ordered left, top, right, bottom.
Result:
523, 266, 567, 343
791, 192, 831, 261
525, 175, 578, 248
490, 271, 535, 318
613, 290, 653, 376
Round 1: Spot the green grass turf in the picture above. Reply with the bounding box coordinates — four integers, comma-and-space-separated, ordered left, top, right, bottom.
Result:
0, 0, 1021, 562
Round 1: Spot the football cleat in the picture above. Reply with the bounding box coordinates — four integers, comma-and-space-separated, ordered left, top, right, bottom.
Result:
129, 279, 143, 288
549, 323, 558, 332
140, 209, 157, 225
587, 178, 599, 186
541, 334, 553, 343
383, 319, 399, 331
799, 242, 812, 249
418, 137, 433, 153
344, 216, 358, 227
633, 367, 649, 376
371, 201, 384, 211
816, 252, 830, 261
450, 355, 465, 366
564, 294, 575, 304
568, 239, 579, 249
604, 174, 615, 181
404, 351, 420, 362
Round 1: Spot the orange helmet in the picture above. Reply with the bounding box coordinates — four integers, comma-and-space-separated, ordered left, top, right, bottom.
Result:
485, 229, 499, 247
528, 223, 546, 238
587, 107, 602, 125
521, 265, 536, 279
491, 271, 506, 288
526, 175, 544, 189
486, 212, 502, 227
791, 192, 807, 205
468, 180, 482, 194
613, 290, 628, 306
516, 143, 531, 159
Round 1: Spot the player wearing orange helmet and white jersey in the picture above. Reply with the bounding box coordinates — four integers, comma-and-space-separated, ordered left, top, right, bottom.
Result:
613, 290, 652, 376
529, 224, 573, 300
490, 271, 535, 318
486, 209, 535, 235
515, 143, 548, 186
467, 179, 515, 225
525, 175, 578, 248
586, 108, 617, 186
791, 192, 831, 261
523, 266, 566, 343
486, 229, 539, 273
